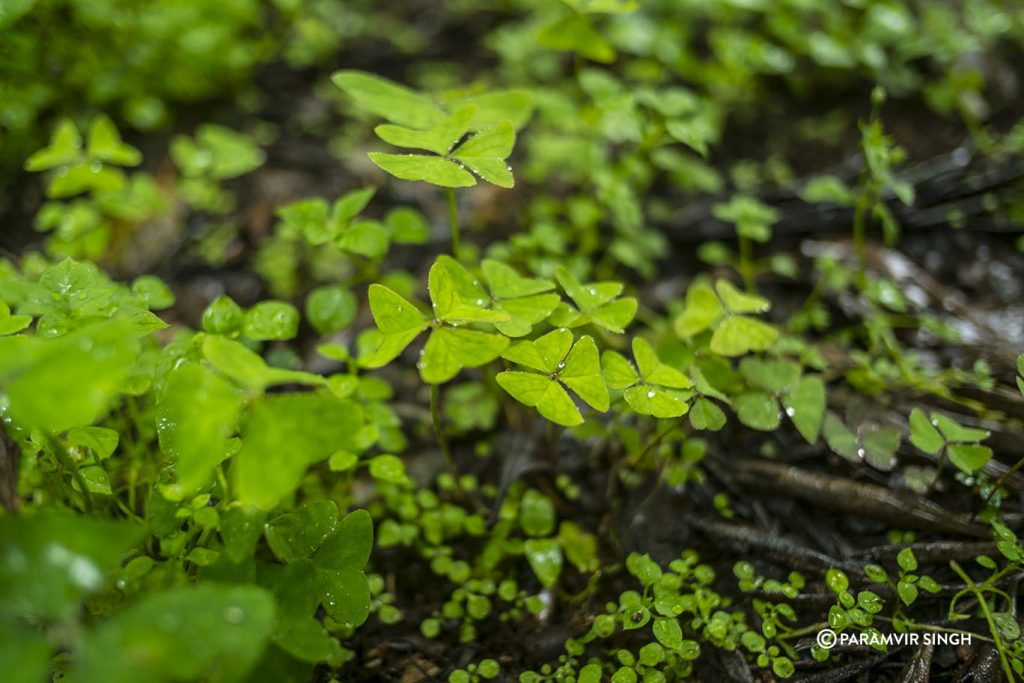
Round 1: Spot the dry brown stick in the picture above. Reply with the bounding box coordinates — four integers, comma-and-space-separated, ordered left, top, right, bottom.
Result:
732, 459, 989, 538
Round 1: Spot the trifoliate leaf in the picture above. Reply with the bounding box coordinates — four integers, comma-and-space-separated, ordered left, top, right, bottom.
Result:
86, 115, 141, 166
368, 153, 476, 187
556, 267, 621, 309
25, 119, 82, 171
709, 316, 779, 356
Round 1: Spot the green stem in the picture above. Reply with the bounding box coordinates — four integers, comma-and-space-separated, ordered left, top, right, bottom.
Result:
738, 234, 754, 293
430, 383, 457, 477
446, 188, 461, 262
950, 560, 1016, 682
852, 194, 869, 290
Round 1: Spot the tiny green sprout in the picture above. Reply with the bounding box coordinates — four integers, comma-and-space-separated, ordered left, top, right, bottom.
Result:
674, 279, 779, 356
536, 0, 636, 64
908, 408, 993, 474
711, 195, 779, 292
26, 116, 142, 198
601, 337, 693, 418
497, 328, 610, 427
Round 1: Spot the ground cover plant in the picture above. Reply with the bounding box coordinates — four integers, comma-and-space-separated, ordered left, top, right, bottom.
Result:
3, 0, 1024, 681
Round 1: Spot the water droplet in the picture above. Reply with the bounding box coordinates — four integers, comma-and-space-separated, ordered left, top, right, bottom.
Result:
785, 406, 795, 417
557, 360, 566, 370
90, 161, 102, 173
856, 448, 866, 460
647, 389, 656, 398
475, 299, 485, 306
223, 605, 245, 624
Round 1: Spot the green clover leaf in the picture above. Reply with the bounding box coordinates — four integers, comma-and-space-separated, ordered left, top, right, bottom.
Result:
497, 329, 610, 426
674, 279, 778, 356
601, 338, 692, 418
907, 409, 992, 474
549, 267, 637, 333
362, 258, 509, 383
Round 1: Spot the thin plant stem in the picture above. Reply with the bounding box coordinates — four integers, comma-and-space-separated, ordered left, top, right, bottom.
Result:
852, 194, 869, 290
446, 188, 461, 262
430, 383, 457, 477
950, 560, 1016, 681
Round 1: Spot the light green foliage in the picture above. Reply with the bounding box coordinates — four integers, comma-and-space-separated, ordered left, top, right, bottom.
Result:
263, 506, 374, 641
602, 338, 693, 418
481, 259, 560, 337
674, 280, 779, 356
25, 116, 141, 198
907, 408, 993, 474
823, 413, 902, 471
75, 585, 274, 683
0, 317, 146, 432
712, 195, 779, 243
335, 71, 528, 188
551, 267, 637, 333
233, 394, 366, 508
362, 257, 510, 383
498, 329, 609, 426
157, 363, 242, 494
